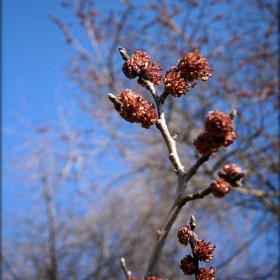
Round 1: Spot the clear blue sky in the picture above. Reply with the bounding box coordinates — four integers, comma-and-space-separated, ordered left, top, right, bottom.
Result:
2, 1, 70, 146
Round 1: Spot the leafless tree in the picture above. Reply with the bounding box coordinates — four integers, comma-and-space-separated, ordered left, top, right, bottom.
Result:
3, 0, 279, 280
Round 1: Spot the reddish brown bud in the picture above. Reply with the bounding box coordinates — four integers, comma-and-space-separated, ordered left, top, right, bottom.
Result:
163, 67, 190, 97
116, 89, 157, 129
193, 131, 220, 155
180, 255, 195, 275
197, 267, 216, 280
194, 239, 216, 262
178, 50, 212, 83
223, 131, 236, 147
132, 50, 151, 65
205, 110, 234, 138
122, 58, 138, 79
193, 110, 236, 154
210, 178, 230, 198
122, 51, 162, 86
218, 163, 245, 187
177, 225, 193, 246
139, 61, 162, 86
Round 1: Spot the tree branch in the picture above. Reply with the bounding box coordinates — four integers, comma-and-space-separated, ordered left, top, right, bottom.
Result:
180, 186, 212, 203
145, 198, 185, 278
155, 113, 185, 173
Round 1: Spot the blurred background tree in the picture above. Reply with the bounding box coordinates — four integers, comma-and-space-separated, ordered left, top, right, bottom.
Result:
2, 0, 279, 279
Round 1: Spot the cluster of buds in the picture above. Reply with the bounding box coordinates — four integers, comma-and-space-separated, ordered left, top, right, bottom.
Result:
194, 239, 216, 262
178, 216, 216, 279
197, 267, 216, 280
163, 50, 212, 97
211, 163, 246, 198
112, 89, 157, 129
122, 50, 162, 86
193, 110, 236, 155
177, 224, 198, 247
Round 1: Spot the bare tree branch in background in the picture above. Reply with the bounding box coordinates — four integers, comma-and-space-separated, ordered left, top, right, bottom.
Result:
2, 0, 279, 280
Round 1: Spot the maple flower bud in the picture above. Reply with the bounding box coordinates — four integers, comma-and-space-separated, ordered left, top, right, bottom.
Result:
116, 89, 157, 129
177, 225, 193, 246
193, 110, 236, 154
180, 255, 195, 275
178, 50, 212, 83
223, 131, 236, 147
163, 67, 191, 97
132, 50, 151, 65
205, 110, 234, 138
139, 61, 163, 86
210, 178, 230, 198
218, 163, 244, 187
197, 267, 216, 280
122, 51, 162, 86
193, 131, 220, 155
122, 58, 139, 79
194, 239, 216, 262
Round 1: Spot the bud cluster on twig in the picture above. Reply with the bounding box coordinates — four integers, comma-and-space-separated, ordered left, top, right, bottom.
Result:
164, 50, 212, 97
211, 164, 247, 198
112, 47, 246, 280
109, 48, 213, 128
178, 216, 216, 279
122, 50, 163, 86
193, 110, 236, 155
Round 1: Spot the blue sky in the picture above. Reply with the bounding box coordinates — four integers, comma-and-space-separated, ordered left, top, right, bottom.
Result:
2, 0, 114, 223
2, 0, 152, 149
2, 0, 153, 223
2, 1, 70, 146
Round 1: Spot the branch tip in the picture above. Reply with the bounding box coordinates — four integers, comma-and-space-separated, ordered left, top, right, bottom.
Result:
108, 93, 122, 110
229, 109, 236, 120
190, 215, 196, 230
119, 47, 130, 60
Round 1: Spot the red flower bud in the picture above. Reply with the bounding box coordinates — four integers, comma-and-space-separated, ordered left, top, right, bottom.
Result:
197, 267, 216, 280
180, 255, 195, 275
178, 50, 212, 83
211, 178, 230, 198
194, 239, 216, 262
116, 89, 157, 129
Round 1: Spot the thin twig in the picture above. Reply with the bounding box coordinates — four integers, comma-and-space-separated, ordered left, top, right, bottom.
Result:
145, 198, 185, 277
184, 154, 211, 183
120, 258, 131, 279
189, 216, 200, 276
156, 113, 185, 173
180, 186, 212, 203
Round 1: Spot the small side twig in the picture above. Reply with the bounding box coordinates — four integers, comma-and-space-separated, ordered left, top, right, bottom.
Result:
189, 216, 200, 277
158, 91, 170, 104
184, 154, 211, 183
120, 258, 131, 279
180, 186, 212, 203
108, 93, 123, 110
